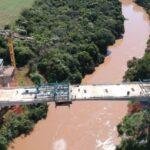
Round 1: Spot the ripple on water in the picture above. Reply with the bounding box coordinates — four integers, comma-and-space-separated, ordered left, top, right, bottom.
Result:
53, 139, 67, 150
96, 138, 116, 150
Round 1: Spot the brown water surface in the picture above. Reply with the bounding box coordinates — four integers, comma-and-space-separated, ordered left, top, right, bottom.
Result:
9, 0, 150, 150
83, 0, 150, 84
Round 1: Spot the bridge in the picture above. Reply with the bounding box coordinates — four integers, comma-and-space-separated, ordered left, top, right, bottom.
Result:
0, 82, 150, 107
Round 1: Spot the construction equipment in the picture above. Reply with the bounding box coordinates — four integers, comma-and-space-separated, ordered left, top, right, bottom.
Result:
0, 29, 33, 68
7, 34, 16, 67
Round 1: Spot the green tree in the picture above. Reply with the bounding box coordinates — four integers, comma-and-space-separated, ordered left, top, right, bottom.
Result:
77, 51, 95, 75
94, 28, 115, 54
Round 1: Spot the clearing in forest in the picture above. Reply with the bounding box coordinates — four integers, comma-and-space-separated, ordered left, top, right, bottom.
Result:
0, 0, 35, 27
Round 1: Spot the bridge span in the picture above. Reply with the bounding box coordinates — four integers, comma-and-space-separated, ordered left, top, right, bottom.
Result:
0, 82, 150, 107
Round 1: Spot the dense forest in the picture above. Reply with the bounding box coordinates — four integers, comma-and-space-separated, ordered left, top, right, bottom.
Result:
117, 0, 150, 149
0, 0, 124, 149
0, 0, 124, 84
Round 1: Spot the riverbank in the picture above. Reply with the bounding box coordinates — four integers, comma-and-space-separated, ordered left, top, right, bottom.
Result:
8, 0, 150, 150
83, 0, 150, 84
116, 0, 150, 149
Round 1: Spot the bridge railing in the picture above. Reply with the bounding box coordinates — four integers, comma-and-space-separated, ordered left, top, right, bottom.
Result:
72, 95, 150, 101
0, 86, 36, 90
0, 98, 53, 108
72, 82, 150, 86
0, 81, 150, 90
0, 95, 149, 108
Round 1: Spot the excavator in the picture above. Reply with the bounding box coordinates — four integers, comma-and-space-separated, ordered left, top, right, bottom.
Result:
0, 29, 33, 68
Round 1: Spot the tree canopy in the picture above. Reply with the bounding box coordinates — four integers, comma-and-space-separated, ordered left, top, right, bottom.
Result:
0, 0, 124, 83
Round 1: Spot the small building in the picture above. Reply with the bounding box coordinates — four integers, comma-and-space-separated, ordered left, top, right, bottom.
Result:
0, 58, 15, 87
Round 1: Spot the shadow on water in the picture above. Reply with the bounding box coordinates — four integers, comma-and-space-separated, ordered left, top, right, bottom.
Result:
106, 50, 111, 56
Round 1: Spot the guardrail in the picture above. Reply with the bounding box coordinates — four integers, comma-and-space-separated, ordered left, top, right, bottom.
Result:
72, 95, 150, 101
1, 82, 150, 89
0, 95, 149, 107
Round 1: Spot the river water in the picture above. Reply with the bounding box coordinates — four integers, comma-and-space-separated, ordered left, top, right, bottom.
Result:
9, 0, 150, 150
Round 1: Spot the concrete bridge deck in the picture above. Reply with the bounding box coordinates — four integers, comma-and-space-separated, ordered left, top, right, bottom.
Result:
70, 83, 150, 100
0, 83, 149, 107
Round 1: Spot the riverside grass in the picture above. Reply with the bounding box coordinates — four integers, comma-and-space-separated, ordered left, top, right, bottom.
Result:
0, 0, 35, 28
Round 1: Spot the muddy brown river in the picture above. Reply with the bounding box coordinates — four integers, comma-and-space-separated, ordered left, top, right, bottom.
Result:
9, 0, 150, 150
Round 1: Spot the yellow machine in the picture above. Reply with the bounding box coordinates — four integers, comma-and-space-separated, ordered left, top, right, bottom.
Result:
0, 30, 33, 68
6, 35, 16, 68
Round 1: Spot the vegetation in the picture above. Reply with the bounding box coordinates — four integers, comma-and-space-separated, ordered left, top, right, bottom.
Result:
0, 104, 48, 149
136, 0, 150, 15
117, 109, 150, 150
0, 0, 35, 28
0, 0, 125, 149
124, 0, 150, 81
14, 66, 33, 86
123, 52, 150, 81
0, 0, 124, 84
118, 1, 150, 149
